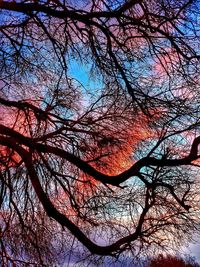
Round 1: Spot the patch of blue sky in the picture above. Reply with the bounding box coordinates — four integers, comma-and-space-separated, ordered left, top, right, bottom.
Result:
67, 58, 103, 92
66, 57, 104, 117
68, 59, 90, 89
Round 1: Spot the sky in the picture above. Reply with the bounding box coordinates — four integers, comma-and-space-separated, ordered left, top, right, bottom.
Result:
61, 54, 200, 266
0, 1, 200, 265
67, 39, 200, 267
185, 239, 200, 264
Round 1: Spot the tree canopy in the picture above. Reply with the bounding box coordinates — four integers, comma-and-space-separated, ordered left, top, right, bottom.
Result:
0, 0, 200, 265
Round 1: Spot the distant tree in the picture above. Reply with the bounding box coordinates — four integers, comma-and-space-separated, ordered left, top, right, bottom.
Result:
148, 254, 200, 267
0, 0, 200, 265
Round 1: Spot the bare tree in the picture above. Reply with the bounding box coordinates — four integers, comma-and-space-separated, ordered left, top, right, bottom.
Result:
148, 254, 200, 267
0, 0, 200, 265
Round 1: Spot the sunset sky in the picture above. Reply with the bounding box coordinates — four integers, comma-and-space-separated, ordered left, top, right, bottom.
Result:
0, 1, 200, 266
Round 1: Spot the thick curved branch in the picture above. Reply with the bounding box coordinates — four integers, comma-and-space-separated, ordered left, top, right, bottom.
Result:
0, 1, 140, 20
0, 124, 200, 187
0, 135, 153, 255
